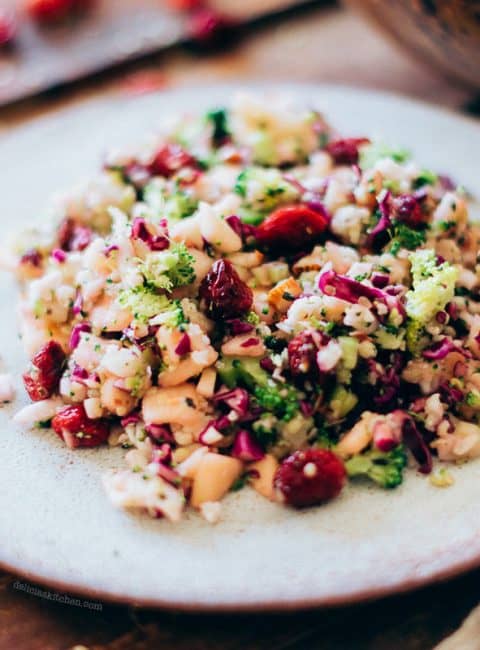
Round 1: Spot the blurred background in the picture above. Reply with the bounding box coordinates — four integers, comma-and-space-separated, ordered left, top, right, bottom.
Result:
0, 0, 479, 125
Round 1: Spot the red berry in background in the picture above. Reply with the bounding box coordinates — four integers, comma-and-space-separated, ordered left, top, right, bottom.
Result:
166, 0, 204, 10
0, 9, 17, 47
52, 404, 110, 448
25, 0, 75, 23
392, 194, 424, 227
256, 205, 328, 252
23, 340, 66, 402
325, 137, 370, 166
199, 258, 253, 319
148, 144, 197, 178
288, 331, 320, 377
186, 8, 236, 50
274, 448, 346, 508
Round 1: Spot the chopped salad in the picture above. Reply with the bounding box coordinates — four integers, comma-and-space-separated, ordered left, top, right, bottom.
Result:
8, 92, 480, 523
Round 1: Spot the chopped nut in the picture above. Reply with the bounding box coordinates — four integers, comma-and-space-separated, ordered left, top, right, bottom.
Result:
267, 277, 302, 313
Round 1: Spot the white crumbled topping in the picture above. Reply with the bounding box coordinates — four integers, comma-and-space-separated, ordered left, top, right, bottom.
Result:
424, 393, 445, 432
331, 205, 370, 245
100, 345, 143, 378
199, 501, 222, 524
103, 470, 184, 522
278, 295, 326, 333
316, 340, 342, 372
343, 304, 378, 333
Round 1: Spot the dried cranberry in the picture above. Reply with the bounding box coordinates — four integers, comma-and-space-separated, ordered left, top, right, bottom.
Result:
199, 259, 253, 319
226, 318, 254, 335
288, 331, 319, 377
274, 448, 346, 508
52, 404, 110, 448
0, 9, 17, 47
256, 205, 328, 252
392, 194, 424, 227
57, 218, 92, 252
148, 144, 197, 178
23, 340, 66, 401
325, 138, 370, 166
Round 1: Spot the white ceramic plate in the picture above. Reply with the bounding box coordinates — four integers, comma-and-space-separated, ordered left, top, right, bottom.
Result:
1, 84, 480, 611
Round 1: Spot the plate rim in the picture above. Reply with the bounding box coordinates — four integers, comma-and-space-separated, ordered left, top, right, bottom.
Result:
1, 547, 480, 612
2, 81, 480, 612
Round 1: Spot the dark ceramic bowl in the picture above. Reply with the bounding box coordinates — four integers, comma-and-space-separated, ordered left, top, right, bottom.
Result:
343, 0, 480, 89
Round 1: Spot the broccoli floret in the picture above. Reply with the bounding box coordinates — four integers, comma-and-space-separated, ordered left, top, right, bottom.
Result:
252, 414, 279, 448
150, 299, 186, 328
118, 285, 171, 323
315, 420, 337, 449
405, 249, 458, 354
345, 445, 407, 489
217, 355, 300, 421
253, 383, 299, 422
329, 385, 358, 419
163, 192, 198, 222
217, 356, 269, 390
234, 167, 299, 212
139, 242, 195, 293
373, 326, 406, 350
253, 412, 315, 452
206, 107, 230, 145
143, 180, 198, 222
413, 169, 438, 189
389, 223, 426, 255
465, 389, 480, 409
359, 142, 410, 170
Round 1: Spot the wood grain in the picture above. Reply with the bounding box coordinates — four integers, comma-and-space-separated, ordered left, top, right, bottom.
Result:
2, 568, 480, 649
0, 5, 478, 649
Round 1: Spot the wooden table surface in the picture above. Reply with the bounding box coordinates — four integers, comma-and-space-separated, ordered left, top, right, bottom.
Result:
1, 5, 479, 649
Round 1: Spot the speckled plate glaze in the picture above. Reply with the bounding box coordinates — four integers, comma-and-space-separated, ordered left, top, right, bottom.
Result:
1, 84, 480, 611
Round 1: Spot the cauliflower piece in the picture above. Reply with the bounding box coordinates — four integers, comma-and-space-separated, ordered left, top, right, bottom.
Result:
53, 172, 135, 233
432, 420, 480, 461
330, 205, 370, 245
197, 202, 242, 253
277, 295, 347, 334
230, 92, 319, 166
103, 469, 184, 521
234, 166, 299, 212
